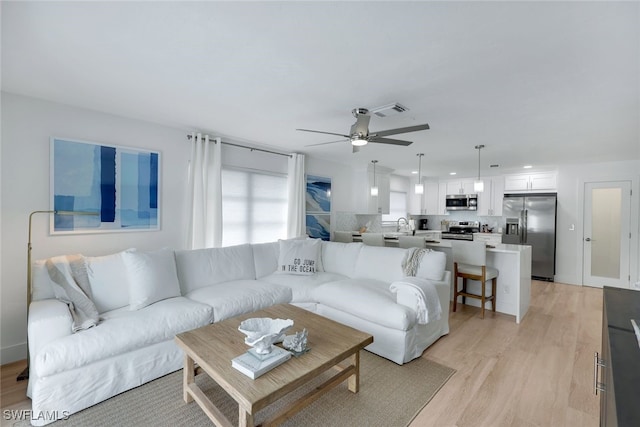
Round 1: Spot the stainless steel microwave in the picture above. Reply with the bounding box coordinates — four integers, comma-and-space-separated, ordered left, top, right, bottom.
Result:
445, 194, 478, 211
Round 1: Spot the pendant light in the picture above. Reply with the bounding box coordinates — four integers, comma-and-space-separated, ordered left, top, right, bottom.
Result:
414, 153, 424, 195
370, 160, 379, 196
474, 144, 485, 193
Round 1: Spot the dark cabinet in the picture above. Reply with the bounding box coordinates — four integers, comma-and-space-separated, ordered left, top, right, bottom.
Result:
599, 287, 640, 427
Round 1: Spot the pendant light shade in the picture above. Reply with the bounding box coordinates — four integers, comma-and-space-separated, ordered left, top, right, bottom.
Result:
474, 144, 485, 193
370, 160, 379, 196
414, 153, 424, 195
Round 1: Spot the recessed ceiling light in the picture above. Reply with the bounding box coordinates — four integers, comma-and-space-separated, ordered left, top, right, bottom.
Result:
523, 165, 532, 169
411, 170, 418, 174
449, 172, 457, 175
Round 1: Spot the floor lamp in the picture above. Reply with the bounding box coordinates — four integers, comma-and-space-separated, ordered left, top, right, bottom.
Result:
17, 209, 98, 381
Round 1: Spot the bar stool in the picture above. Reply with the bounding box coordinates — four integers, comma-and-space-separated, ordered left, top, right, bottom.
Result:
398, 235, 426, 248
333, 231, 354, 243
361, 233, 385, 247
451, 240, 498, 319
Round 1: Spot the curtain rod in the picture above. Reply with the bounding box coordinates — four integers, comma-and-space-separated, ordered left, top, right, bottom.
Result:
186, 134, 292, 158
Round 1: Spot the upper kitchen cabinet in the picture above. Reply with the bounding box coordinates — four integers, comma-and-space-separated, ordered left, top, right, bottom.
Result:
445, 179, 475, 195
409, 178, 440, 215
504, 172, 557, 192
353, 164, 392, 214
477, 176, 504, 216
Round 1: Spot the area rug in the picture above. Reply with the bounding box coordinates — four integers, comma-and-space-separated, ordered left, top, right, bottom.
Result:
47, 352, 454, 427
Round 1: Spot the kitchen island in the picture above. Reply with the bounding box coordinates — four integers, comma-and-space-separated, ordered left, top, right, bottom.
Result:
424, 241, 532, 323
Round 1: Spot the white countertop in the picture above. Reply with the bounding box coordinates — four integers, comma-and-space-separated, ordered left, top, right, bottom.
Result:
424, 241, 531, 254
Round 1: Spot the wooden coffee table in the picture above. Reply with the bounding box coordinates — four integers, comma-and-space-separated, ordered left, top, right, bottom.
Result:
175, 303, 373, 427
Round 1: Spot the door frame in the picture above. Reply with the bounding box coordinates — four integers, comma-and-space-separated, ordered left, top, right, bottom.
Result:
577, 175, 639, 288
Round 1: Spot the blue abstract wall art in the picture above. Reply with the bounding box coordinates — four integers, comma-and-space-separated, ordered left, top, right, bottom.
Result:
306, 175, 331, 241
51, 137, 160, 234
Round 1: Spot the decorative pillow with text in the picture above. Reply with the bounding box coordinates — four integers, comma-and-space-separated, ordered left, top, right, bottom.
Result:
277, 238, 321, 276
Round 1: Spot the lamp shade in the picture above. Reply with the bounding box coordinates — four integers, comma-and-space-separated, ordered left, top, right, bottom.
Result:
474, 180, 484, 193
414, 183, 424, 195
370, 186, 379, 196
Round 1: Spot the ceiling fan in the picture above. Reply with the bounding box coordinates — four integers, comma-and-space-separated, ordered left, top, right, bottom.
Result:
297, 108, 430, 153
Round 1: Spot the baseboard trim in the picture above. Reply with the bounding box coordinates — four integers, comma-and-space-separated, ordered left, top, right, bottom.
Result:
1, 342, 27, 365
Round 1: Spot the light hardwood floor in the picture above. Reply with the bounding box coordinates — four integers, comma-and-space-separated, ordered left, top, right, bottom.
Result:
412, 280, 602, 427
1, 280, 602, 426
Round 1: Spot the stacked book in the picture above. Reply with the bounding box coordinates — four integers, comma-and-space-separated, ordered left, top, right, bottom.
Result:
232, 346, 291, 379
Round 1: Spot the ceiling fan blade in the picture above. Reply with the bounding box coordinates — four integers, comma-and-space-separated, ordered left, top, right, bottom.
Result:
370, 123, 430, 138
305, 139, 348, 147
296, 128, 350, 138
369, 137, 413, 146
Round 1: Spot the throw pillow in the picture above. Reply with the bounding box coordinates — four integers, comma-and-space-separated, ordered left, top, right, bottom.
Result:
415, 249, 446, 281
84, 250, 132, 313
123, 248, 181, 310
277, 238, 320, 275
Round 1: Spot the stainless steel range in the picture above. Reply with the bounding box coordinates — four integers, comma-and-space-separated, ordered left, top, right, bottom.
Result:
441, 221, 480, 241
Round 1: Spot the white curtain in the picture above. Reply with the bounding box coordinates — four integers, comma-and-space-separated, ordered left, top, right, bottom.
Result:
186, 133, 223, 248
286, 153, 306, 238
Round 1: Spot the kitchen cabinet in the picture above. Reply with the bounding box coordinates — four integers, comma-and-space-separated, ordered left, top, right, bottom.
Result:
477, 176, 504, 216
410, 178, 440, 215
504, 172, 556, 192
438, 182, 449, 215
598, 287, 640, 426
354, 166, 391, 214
445, 179, 475, 195
368, 171, 390, 214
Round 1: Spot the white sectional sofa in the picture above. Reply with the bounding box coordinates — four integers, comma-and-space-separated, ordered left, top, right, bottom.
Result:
27, 239, 450, 425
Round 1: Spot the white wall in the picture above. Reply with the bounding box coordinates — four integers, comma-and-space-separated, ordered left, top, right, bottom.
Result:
0, 93, 357, 363
0, 93, 191, 363
554, 160, 640, 287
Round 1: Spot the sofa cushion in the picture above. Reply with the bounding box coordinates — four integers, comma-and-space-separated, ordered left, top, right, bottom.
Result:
175, 244, 256, 295
185, 279, 292, 322
33, 297, 213, 378
83, 251, 132, 313
354, 245, 407, 283
260, 272, 347, 303
252, 241, 279, 278
312, 278, 417, 331
123, 248, 181, 310
321, 241, 363, 278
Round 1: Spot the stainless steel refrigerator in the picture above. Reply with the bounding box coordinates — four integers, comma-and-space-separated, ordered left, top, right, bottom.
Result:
502, 193, 557, 281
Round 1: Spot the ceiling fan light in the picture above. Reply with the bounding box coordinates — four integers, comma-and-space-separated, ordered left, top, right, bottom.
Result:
474, 180, 484, 193
414, 183, 424, 195
351, 137, 368, 146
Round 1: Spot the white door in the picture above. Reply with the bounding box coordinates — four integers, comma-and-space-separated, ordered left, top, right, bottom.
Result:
583, 181, 631, 288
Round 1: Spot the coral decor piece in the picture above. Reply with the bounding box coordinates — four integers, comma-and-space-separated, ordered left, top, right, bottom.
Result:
238, 318, 294, 354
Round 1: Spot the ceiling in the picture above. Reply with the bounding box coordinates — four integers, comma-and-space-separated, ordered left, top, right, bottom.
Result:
2, 1, 639, 178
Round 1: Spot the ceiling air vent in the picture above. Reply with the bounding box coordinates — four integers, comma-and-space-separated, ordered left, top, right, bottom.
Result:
370, 102, 409, 118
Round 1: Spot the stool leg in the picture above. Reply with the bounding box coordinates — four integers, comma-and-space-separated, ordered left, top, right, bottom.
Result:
480, 279, 485, 319
492, 277, 497, 312
462, 278, 467, 305
453, 276, 458, 312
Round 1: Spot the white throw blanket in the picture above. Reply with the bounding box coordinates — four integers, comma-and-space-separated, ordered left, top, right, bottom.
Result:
45, 255, 100, 332
390, 277, 442, 324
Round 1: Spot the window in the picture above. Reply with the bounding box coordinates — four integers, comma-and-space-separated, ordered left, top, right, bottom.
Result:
222, 168, 288, 246
382, 191, 407, 223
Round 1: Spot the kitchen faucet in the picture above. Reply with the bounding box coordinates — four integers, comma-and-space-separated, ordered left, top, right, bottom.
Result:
397, 217, 408, 232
